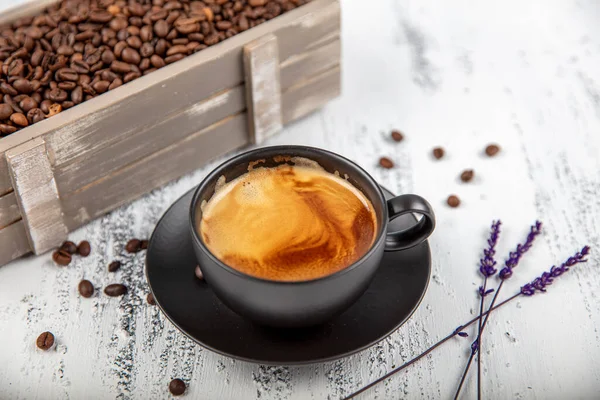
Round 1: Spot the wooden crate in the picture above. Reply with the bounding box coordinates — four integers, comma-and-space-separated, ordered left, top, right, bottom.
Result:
0, 0, 341, 266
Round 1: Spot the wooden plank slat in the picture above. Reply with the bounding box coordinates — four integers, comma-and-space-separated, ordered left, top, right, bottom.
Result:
244, 34, 283, 144
0, 0, 340, 196
53, 85, 246, 195
280, 36, 340, 91
61, 113, 248, 230
0, 191, 20, 229
0, 220, 30, 266
282, 65, 341, 124
6, 138, 67, 254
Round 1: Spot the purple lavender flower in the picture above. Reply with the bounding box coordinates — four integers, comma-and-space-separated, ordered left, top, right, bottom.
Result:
499, 221, 542, 280
479, 220, 501, 278
521, 246, 590, 296
478, 287, 494, 297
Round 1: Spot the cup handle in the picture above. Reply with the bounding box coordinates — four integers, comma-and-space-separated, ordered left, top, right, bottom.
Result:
384, 194, 435, 251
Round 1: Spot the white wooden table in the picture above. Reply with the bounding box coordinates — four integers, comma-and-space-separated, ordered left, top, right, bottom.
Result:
1, 0, 599, 399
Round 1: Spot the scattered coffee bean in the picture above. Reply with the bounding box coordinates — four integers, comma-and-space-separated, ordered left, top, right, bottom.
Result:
108, 261, 121, 272
485, 144, 500, 157
195, 265, 204, 280
460, 169, 474, 182
77, 241, 91, 257
60, 241, 78, 255
52, 250, 71, 266
379, 157, 394, 169
432, 147, 445, 160
125, 239, 142, 253
78, 280, 94, 298
147, 293, 156, 305
36, 331, 55, 351
140, 240, 149, 250
447, 195, 461, 208
0, 0, 308, 137
391, 130, 403, 142
104, 284, 127, 297
169, 379, 186, 396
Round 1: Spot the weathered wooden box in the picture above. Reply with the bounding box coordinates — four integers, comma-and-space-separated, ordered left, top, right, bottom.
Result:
0, 0, 340, 266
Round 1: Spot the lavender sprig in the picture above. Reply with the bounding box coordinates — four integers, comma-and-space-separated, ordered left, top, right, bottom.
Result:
521, 246, 590, 295
456, 221, 542, 400
343, 245, 590, 400
474, 220, 501, 400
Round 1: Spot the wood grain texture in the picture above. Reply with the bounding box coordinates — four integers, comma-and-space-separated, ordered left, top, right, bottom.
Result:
53, 85, 247, 196
0, 220, 30, 266
282, 65, 341, 124
244, 34, 283, 144
2, 0, 599, 399
280, 35, 340, 91
60, 112, 248, 230
6, 138, 67, 254
0, 191, 20, 229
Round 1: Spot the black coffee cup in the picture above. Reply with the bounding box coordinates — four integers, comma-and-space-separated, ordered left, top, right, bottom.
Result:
190, 146, 435, 328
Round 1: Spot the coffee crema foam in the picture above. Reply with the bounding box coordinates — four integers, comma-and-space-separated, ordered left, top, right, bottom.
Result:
199, 164, 378, 282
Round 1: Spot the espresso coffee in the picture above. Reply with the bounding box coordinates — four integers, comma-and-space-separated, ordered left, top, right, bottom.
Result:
198, 163, 378, 282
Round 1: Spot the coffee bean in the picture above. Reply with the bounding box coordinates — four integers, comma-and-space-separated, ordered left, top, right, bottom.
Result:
460, 169, 474, 182
52, 250, 71, 266
169, 379, 186, 396
27, 108, 45, 123
10, 113, 28, 127
13, 79, 33, 94
126, 36, 142, 49
90, 10, 113, 24
0, 103, 13, 119
0, 124, 17, 135
147, 293, 156, 305
165, 54, 185, 64
379, 157, 394, 169
126, 239, 142, 253
19, 97, 38, 113
104, 284, 127, 297
110, 60, 131, 74
150, 54, 165, 68
166, 45, 188, 56
121, 47, 141, 64
77, 240, 91, 257
432, 147, 445, 160
36, 331, 55, 350
447, 195, 460, 208
249, 0, 267, 6
391, 130, 404, 142
485, 144, 500, 157
78, 280, 94, 298
108, 78, 123, 90
108, 261, 121, 272
60, 240, 78, 254
140, 239, 149, 250
92, 80, 110, 94
154, 20, 170, 38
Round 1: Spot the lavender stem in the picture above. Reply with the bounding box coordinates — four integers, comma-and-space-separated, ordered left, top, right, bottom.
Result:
341, 293, 521, 400
476, 277, 487, 400
454, 351, 476, 400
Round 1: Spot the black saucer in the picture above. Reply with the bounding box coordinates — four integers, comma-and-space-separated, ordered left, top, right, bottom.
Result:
146, 187, 431, 365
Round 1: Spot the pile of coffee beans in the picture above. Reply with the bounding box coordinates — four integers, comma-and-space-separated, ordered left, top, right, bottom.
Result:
52, 239, 91, 265
0, 0, 309, 137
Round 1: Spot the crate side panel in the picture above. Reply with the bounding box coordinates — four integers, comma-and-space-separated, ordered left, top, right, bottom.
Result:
53, 85, 246, 195
61, 113, 248, 230
0, 191, 20, 229
280, 36, 340, 91
0, 221, 30, 266
282, 65, 341, 124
